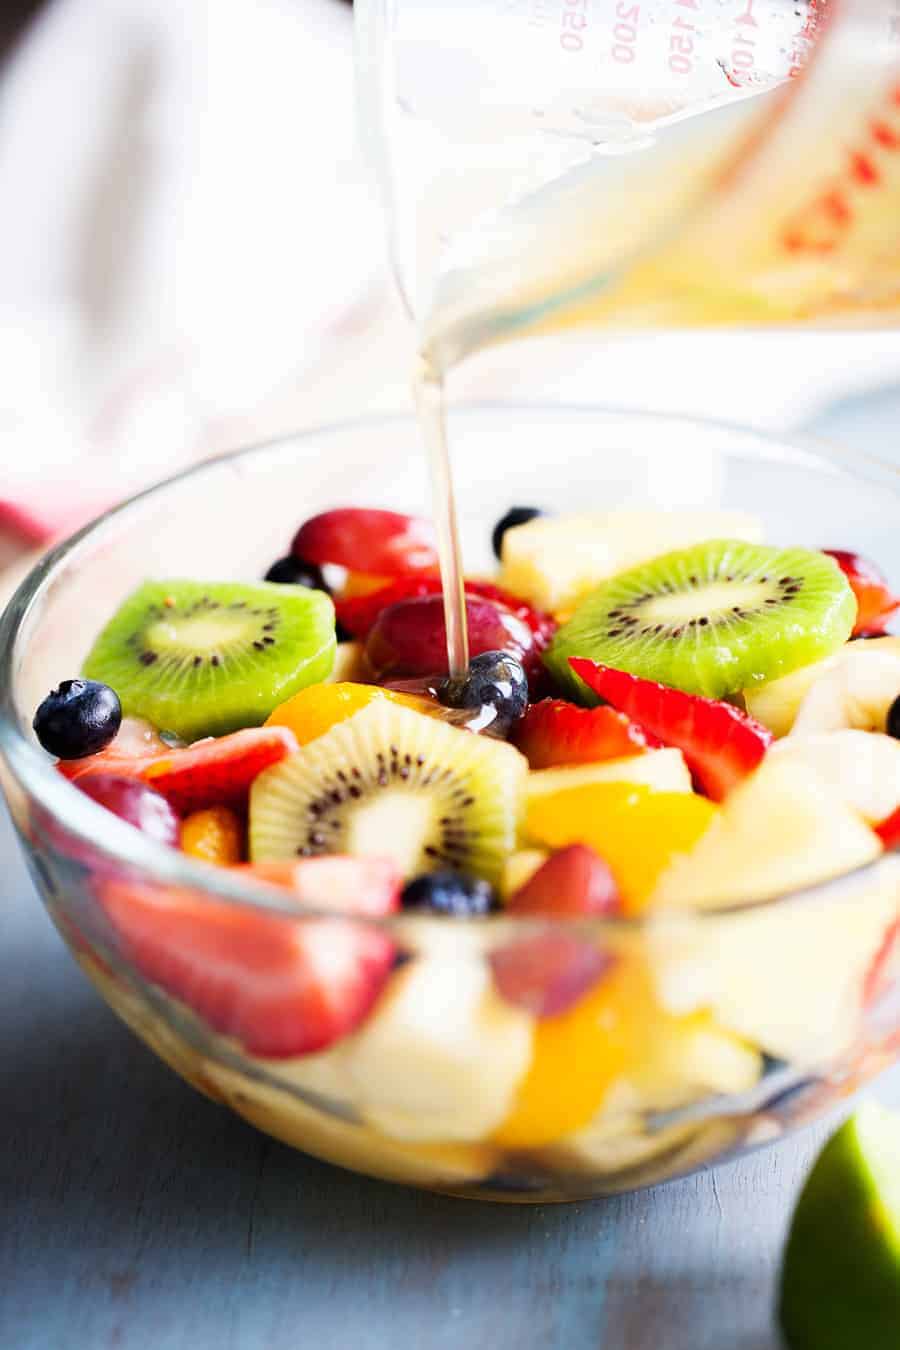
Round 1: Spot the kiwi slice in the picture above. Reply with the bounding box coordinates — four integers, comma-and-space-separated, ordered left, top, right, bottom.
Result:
249, 701, 526, 885
545, 539, 856, 701
83, 579, 335, 740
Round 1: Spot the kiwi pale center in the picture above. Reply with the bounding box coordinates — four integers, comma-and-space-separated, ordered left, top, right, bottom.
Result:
146, 614, 256, 654
641, 579, 769, 623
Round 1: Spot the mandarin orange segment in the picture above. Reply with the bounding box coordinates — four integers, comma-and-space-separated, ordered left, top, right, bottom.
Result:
264, 682, 434, 746
493, 958, 653, 1149
524, 782, 717, 914
339, 572, 394, 599
181, 805, 245, 865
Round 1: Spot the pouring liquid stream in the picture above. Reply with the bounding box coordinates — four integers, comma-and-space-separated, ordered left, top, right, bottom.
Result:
398, 0, 900, 680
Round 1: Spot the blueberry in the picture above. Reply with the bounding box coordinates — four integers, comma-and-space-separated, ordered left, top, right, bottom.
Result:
33, 679, 122, 760
438, 651, 529, 734
401, 870, 498, 918
492, 506, 544, 561
265, 555, 329, 591
887, 694, 900, 740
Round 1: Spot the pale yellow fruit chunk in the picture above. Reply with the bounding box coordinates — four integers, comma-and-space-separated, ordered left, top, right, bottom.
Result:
499, 509, 763, 611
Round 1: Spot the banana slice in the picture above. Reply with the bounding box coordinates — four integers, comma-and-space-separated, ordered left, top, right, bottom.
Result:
499, 510, 763, 612
202, 1057, 499, 1189
771, 730, 900, 823
746, 638, 900, 737
652, 758, 881, 911
344, 936, 534, 1142
649, 857, 900, 1063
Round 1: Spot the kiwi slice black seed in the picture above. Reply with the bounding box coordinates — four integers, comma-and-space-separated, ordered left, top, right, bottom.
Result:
83, 579, 336, 740
545, 539, 856, 700
249, 701, 525, 885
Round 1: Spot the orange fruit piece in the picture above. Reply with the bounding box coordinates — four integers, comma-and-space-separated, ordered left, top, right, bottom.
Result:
181, 805, 245, 865
265, 682, 434, 746
339, 572, 394, 599
494, 957, 750, 1149
494, 959, 655, 1148
525, 782, 717, 914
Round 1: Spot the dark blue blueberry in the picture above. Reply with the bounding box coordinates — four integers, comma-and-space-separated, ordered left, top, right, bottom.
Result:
401, 870, 498, 917
492, 506, 544, 561
438, 651, 529, 733
335, 620, 354, 644
265, 555, 329, 591
33, 679, 121, 760
887, 694, 900, 741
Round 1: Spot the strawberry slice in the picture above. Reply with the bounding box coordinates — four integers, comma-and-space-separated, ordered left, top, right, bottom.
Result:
67, 726, 299, 813
98, 856, 399, 1057
507, 844, 621, 917
139, 727, 298, 815
58, 717, 171, 782
823, 550, 900, 636
232, 857, 402, 918
875, 806, 900, 850
570, 659, 772, 801
292, 509, 438, 576
512, 698, 658, 769
491, 934, 614, 1018
336, 575, 555, 646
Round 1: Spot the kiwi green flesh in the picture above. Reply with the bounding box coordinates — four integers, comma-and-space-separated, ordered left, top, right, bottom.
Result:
83, 579, 336, 741
249, 701, 526, 885
544, 539, 856, 701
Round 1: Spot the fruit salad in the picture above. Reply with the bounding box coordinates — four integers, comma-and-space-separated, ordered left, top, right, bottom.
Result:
32, 507, 900, 1197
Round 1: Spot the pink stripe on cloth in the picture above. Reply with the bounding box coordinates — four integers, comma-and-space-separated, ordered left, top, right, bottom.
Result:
0, 490, 115, 544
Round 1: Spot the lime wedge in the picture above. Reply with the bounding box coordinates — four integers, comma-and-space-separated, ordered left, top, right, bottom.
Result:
780, 1101, 900, 1350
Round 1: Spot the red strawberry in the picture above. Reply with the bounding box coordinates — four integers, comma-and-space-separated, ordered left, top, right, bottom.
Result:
875, 806, 900, 849
292, 509, 438, 576
823, 550, 900, 636
513, 698, 658, 769
491, 933, 614, 1018
232, 857, 402, 919
58, 717, 170, 782
570, 660, 772, 801
507, 844, 621, 917
336, 575, 555, 646
139, 726, 298, 814
98, 856, 398, 1057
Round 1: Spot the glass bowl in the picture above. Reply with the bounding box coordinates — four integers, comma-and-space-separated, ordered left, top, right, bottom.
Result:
1, 405, 898, 1204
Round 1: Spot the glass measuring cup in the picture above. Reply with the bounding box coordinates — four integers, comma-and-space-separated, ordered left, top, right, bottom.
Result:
356, 0, 900, 370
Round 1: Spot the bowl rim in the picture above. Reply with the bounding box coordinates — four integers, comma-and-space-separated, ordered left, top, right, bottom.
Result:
1, 400, 898, 928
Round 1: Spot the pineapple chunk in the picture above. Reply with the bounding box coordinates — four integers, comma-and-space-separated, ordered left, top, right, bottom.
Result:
526, 747, 692, 803
499, 510, 763, 611
651, 757, 881, 910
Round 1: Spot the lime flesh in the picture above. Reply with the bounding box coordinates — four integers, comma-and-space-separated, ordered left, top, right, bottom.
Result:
780, 1101, 900, 1350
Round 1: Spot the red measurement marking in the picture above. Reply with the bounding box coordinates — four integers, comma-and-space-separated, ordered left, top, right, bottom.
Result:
780, 80, 900, 255
850, 151, 881, 187
560, 0, 588, 53
872, 119, 900, 151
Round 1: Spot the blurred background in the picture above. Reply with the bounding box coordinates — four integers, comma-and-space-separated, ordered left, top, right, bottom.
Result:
1, 0, 899, 583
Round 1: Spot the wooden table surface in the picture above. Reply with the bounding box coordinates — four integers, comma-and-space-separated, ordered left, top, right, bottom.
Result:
4, 392, 900, 1349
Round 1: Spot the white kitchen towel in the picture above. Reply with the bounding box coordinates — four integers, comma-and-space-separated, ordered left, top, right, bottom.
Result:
0, 0, 898, 552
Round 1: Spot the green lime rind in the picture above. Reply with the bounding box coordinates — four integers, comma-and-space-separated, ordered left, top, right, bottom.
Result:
543, 540, 856, 702
780, 1101, 900, 1350
84, 579, 335, 741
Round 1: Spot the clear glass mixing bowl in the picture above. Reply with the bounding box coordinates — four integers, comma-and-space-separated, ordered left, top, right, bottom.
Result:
0, 405, 898, 1202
